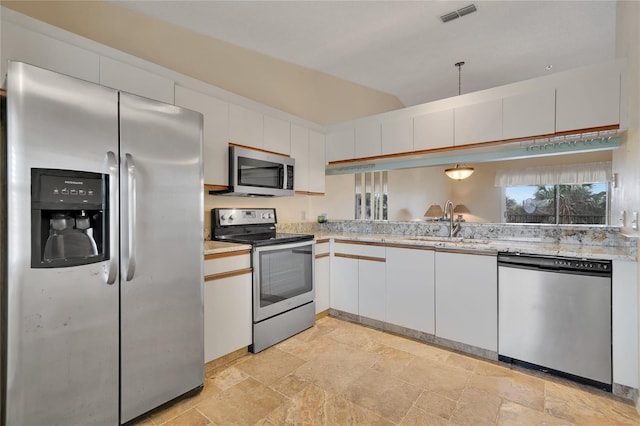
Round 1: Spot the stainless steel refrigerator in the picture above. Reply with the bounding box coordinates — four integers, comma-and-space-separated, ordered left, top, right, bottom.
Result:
1, 61, 204, 425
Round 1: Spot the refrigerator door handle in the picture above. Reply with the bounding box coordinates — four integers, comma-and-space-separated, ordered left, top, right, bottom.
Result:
106, 151, 118, 285
125, 153, 137, 281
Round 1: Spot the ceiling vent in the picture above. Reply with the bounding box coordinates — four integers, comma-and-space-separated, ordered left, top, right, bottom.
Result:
440, 4, 477, 23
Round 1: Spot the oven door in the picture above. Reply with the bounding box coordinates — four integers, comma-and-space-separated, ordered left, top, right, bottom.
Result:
253, 240, 315, 322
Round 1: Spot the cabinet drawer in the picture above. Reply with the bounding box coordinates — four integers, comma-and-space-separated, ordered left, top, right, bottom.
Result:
334, 240, 385, 259
315, 241, 330, 256
204, 251, 251, 277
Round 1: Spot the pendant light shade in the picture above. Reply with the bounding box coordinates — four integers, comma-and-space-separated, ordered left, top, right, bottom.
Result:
445, 164, 475, 180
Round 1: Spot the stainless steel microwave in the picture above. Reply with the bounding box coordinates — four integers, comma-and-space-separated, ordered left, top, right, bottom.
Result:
210, 145, 295, 197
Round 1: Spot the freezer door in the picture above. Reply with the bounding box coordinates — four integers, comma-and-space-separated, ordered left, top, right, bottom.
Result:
119, 92, 204, 423
4, 62, 119, 425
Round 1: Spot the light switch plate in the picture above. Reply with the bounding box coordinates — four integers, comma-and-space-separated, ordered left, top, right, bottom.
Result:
632, 211, 638, 230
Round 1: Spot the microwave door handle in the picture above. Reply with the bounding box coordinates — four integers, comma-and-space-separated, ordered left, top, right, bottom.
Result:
124, 153, 137, 281
105, 151, 119, 285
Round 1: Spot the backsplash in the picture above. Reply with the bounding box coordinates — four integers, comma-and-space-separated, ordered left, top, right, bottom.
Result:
277, 220, 637, 249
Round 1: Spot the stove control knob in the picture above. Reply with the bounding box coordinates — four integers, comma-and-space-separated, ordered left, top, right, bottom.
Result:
220, 214, 226, 221
228, 214, 235, 221
267, 213, 273, 219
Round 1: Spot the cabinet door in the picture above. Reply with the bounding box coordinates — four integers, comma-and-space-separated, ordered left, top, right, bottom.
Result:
386, 247, 435, 334
315, 242, 331, 314
99, 57, 174, 104
382, 117, 413, 155
556, 66, 620, 132
204, 273, 252, 362
454, 100, 502, 146
355, 122, 382, 159
502, 89, 556, 139
308, 130, 326, 194
229, 104, 263, 149
264, 115, 291, 155
435, 251, 497, 351
413, 109, 454, 151
326, 129, 355, 162
331, 255, 359, 314
358, 258, 386, 322
175, 86, 229, 186
1, 20, 99, 83
290, 124, 310, 192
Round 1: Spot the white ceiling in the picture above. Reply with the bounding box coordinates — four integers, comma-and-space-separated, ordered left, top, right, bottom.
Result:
111, 1, 617, 107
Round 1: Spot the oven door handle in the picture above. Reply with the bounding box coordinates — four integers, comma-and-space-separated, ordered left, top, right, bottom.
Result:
253, 239, 315, 253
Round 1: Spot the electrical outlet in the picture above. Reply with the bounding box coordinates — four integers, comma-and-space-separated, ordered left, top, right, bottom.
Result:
632, 212, 638, 230
619, 210, 625, 227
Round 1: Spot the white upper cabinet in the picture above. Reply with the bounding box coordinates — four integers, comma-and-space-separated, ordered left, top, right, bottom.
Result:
502, 88, 556, 139
326, 128, 355, 162
414, 109, 455, 151
308, 130, 326, 194
175, 85, 230, 187
355, 122, 382, 158
454, 99, 503, 146
556, 65, 620, 132
263, 115, 291, 155
381, 117, 413, 155
1, 20, 99, 83
99, 57, 174, 104
290, 124, 309, 192
229, 104, 263, 149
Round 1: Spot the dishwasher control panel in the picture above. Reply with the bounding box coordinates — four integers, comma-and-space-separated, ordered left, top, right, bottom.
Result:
498, 252, 611, 275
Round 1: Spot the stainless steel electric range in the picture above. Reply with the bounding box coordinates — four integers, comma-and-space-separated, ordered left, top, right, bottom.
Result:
212, 208, 315, 353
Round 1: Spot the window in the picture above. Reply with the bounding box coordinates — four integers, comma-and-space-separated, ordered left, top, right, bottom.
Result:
355, 172, 388, 220
504, 183, 609, 224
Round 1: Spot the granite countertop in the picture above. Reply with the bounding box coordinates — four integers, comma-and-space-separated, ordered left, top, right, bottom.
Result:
204, 240, 251, 255
204, 231, 635, 260
315, 232, 636, 261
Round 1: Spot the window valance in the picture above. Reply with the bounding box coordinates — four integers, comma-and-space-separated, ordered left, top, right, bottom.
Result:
495, 162, 612, 187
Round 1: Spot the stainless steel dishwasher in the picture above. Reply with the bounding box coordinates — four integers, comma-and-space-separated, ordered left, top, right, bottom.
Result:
498, 252, 612, 391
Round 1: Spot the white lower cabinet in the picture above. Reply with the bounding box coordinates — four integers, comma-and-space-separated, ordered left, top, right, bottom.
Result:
203, 251, 252, 363
612, 260, 639, 389
435, 250, 498, 352
331, 241, 386, 318
314, 240, 331, 314
386, 246, 435, 334
358, 258, 386, 322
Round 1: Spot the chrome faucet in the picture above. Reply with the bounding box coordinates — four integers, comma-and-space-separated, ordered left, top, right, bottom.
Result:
444, 200, 461, 238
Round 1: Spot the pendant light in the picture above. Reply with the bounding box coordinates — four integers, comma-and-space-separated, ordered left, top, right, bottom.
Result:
445, 164, 475, 180
445, 62, 474, 180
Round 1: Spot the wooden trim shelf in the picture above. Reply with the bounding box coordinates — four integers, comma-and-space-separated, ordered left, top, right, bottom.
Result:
315, 253, 330, 259
384, 243, 435, 251
205, 267, 253, 282
204, 183, 227, 192
334, 239, 386, 248
204, 249, 251, 260
316, 238, 331, 244
334, 252, 385, 263
295, 191, 325, 196
435, 247, 497, 256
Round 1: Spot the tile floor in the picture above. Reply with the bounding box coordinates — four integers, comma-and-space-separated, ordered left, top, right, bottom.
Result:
135, 316, 640, 425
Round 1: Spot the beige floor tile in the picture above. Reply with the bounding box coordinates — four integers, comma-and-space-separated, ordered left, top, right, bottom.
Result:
497, 400, 574, 425
544, 381, 640, 425
294, 341, 379, 394
413, 391, 457, 421
400, 406, 452, 425
266, 383, 393, 425
269, 373, 311, 398
161, 408, 212, 426
449, 388, 502, 426
196, 377, 285, 426
468, 368, 545, 411
401, 358, 472, 400
235, 347, 305, 385
342, 367, 422, 423
144, 317, 639, 426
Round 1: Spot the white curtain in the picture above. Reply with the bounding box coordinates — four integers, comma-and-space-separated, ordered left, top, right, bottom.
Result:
495, 162, 612, 187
